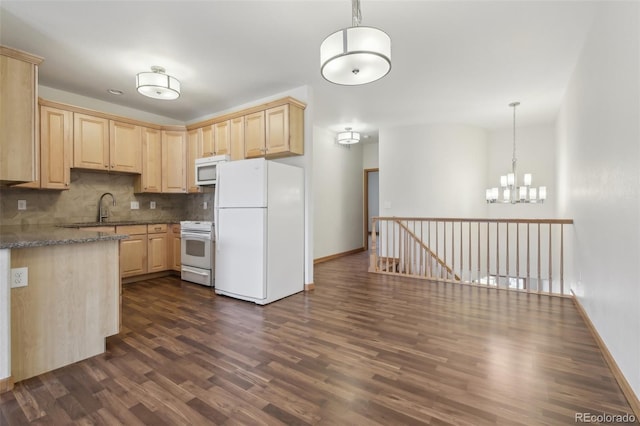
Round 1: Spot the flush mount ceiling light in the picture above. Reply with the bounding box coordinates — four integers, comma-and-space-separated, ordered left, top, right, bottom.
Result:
337, 127, 361, 144
136, 66, 180, 100
486, 102, 547, 204
320, 0, 391, 85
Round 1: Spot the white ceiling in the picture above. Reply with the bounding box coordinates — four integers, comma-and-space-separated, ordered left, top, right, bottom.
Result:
0, 1, 598, 139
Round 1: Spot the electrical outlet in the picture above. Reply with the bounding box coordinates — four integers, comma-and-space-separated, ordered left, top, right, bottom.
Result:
130, 201, 139, 210
11, 267, 28, 288
150, 201, 156, 209
18, 200, 26, 210
203, 201, 208, 209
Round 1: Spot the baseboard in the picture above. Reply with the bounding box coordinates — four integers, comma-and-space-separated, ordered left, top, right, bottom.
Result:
571, 291, 640, 418
314, 247, 365, 264
304, 283, 315, 291
122, 270, 177, 284
0, 376, 13, 393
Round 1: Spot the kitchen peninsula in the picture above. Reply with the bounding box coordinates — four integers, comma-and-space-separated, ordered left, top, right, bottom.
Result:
0, 225, 125, 391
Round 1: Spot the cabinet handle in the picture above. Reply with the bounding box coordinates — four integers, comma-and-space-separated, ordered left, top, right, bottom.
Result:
104, 165, 108, 168
65, 182, 69, 186
111, 164, 115, 168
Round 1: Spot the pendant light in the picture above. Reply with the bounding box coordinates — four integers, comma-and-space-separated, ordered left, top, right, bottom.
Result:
486, 102, 547, 204
320, 0, 391, 85
136, 66, 180, 100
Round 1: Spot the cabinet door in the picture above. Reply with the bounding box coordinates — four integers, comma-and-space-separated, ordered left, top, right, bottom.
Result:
161, 130, 186, 193
172, 234, 182, 271
244, 111, 265, 158
265, 105, 289, 156
137, 127, 162, 193
230, 116, 245, 161
40, 106, 72, 189
73, 113, 109, 170
214, 120, 230, 156
201, 125, 214, 157
148, 233, 168, 273
0, 51, 39, 184
186, 128, 202, 193
110, 120, 141, 173
120, 234, 148, 277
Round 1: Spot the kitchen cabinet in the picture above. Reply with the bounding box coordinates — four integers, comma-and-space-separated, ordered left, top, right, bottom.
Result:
0, 46, 43, 184
213, 120, 231, 156
265, 104, 304, 158
117, 225, 148, 278
147, 224, 168, 273
73, 113, 109, 170
109, 120, 142, 173
230, 116, 245, 161
186, 128, 202, 193
244, 102, 304, 159
244, 111, 266, 158
73, 114, 142, 173
168, 224, 181, 271
161, 130, 187, 193
134, 127, 162, 193
16, 105, 72, 190
201, 125, 214, 157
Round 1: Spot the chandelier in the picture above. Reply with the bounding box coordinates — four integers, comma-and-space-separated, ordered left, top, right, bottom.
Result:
486, 102, 547, 204
136, 66, 180, 100
320, 0, 391, 85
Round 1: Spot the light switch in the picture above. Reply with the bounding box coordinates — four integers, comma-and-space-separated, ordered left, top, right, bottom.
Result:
150, 201, 156, 209
18, 200, 26, 210
130, 201, 139, 210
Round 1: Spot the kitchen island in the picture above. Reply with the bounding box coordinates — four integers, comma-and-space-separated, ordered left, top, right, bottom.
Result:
0, 225, 126, 392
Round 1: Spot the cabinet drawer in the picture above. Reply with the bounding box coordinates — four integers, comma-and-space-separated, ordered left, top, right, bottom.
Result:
116, 225, 147, 235
147, 224, 167, 234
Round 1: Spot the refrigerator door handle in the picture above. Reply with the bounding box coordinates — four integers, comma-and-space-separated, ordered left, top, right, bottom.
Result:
214, 166, 220, 248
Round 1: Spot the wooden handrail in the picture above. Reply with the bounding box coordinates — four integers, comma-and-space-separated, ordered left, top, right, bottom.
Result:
375, 217, 573, 225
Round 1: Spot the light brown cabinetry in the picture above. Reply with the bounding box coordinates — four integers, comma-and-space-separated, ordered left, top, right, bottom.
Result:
117, 225, 148, 278
134, 127, 162, 193
244, 111, 266, 158
147, 224, 168, 273
0, 46, 43, 184
168, 224, 181, 271
73, 114, 142, 173
214, 120, 231, 156
201, 125, 214, 157
109, 121, 141, 173
230, 116, 245, 161
186, 128, 202, 193
162, 130, 187, 193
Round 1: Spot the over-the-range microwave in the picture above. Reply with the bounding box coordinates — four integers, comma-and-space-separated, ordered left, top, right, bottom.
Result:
195, 154, 229, 186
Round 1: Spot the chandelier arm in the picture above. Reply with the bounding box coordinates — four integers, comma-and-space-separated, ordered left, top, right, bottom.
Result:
352, 0, 362, 27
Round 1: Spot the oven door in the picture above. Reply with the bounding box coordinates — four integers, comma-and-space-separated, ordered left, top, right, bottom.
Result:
181, 232, 213, 270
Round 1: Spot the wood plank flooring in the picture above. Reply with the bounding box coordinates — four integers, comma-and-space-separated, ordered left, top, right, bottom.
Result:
1, 251, 636, 425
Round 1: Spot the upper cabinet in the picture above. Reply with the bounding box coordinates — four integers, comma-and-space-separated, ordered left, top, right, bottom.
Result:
73, 113, 142, 173
0, 46, 43, 184
40, 106, 72, 189
134, 127, 162, 193
110, 121, 141, 173
229, 116, 245, 161
162, 130, 187, 193
186, 128, 202, 193
213, 120, 231, 156
244, 111, 266, 159
201, 125, 214, 157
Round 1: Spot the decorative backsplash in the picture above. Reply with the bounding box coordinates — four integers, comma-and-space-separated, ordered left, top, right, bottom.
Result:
0, 170, 214, 226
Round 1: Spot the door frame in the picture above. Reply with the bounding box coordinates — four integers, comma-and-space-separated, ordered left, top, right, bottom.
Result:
363, 168, 379, 250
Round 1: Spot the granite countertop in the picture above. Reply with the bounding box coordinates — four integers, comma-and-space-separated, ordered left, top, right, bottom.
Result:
58, 219, 183, 228
0, 224, 128, 249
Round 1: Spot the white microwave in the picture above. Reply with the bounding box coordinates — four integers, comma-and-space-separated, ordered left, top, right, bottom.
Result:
195, 155, 229, 186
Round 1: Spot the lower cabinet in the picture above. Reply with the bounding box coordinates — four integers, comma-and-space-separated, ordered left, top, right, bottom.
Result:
147, 224, 168, 273
117, 225, 148, 278
168, 224, 181, 271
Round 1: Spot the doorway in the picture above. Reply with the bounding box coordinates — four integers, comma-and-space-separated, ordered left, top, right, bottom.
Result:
363, 168, 379, 250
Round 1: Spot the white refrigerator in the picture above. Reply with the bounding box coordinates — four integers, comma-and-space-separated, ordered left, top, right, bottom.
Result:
214, 158, 304, 305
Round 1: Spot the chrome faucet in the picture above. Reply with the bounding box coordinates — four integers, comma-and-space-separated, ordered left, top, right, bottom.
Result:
97, 192, 116, 223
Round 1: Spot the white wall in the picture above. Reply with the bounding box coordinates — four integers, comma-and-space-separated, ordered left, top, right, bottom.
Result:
363, 142, 379, 170
556, 2, 639, 398
379, 124, 488, 218
487, 124, 557, 218
313, 127, 364, 259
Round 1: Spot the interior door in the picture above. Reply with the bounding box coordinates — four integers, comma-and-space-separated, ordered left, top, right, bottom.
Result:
215, 208, 266, 300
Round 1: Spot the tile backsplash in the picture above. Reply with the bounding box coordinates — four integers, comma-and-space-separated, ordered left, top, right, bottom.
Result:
0, 170, 214, 225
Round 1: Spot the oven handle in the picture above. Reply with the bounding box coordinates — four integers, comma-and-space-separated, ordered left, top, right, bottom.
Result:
180, 232, 212, 240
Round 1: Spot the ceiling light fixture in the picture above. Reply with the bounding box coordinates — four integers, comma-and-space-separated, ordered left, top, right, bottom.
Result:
337, 127, 361, 144
136, 66, 180, 100
486, 102, 547, 204
320, 0, 391, 85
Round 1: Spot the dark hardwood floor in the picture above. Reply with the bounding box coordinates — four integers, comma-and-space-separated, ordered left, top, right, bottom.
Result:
1, 251, 636, 425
